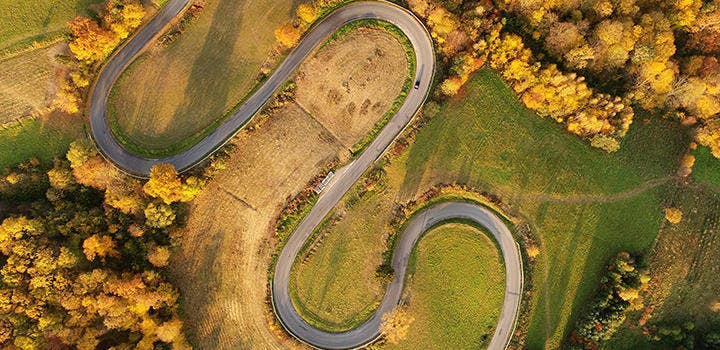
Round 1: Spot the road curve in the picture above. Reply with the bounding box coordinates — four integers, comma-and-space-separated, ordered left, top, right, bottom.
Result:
88, 0, 523, 348
275, 201, 523, 349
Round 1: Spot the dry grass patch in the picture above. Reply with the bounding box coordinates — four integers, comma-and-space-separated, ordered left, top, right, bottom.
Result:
110, 0, 296, 152
171, 103, 342, 348
295, 27, 409, 148
0, 44, 63, 123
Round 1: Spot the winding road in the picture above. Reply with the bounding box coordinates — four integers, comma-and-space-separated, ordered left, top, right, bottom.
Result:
88, 1, 524, 349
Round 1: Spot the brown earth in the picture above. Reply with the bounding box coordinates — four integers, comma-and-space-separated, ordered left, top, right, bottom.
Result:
169, 27, 409, 349
294, 27, 409, 148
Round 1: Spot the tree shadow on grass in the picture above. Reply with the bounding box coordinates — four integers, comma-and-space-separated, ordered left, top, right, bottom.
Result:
168, 0, 249, 139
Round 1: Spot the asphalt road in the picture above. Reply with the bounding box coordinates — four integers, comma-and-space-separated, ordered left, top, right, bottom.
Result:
88, 0, 523, 349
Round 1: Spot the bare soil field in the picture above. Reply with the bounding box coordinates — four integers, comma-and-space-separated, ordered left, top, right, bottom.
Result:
0, 44, 63, 124
295, 27, 409, 148
110, 0, 297, 152
169, 26, 409, 349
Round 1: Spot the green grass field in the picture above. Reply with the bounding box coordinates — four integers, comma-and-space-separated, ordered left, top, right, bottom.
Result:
0, 116, 82, 169
0, 0, 101, 51
385, 223, 504, 349
108, 0, 296, 156
692, 146, 720, 188
289, 67, 690, 347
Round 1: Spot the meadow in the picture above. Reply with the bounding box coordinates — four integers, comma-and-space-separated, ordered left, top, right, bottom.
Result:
0, 115, 83, 169
0, 0, 101, 51
692, 146, 720, 188
289, 67, 690, 347
384, 223, 505, 350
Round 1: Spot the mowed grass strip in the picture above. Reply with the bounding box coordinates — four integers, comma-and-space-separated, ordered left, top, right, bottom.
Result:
108, 0, 296, 155
0, 0, 101, 50
290, 67, 689, 346
385, 223, 504, 350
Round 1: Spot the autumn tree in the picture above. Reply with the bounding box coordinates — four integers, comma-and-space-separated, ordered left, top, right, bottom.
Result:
47, 162, 76, 190
665, 207, 683, 224
297, 3, 318, 24
68, 17, 119, 63
148, 245, 171, 267
380, 307, 414, 344
83, 234, 119, 262
104, 1, 145, 40
698, 119, 720, 158
66, 139, 98, 169
275, 23, 301, 48
144, 202, 176, 228
143, 164, 183, 204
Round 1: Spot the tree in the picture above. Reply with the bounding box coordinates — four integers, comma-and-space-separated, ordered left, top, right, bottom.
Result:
380, 307, 414, 344
104, 1, 145, 40
591, 134, 621, 153
544, 22, 585, 58
275, 23, 301, 48
697, 119, 720, 158
297, 3, 318, 24
66, 140, 98, 169
105, 187, 144, 214
144, 203, 176, 228
147, 246, 171, 268
526, 245, 541, 259
72, 156, 122, 190
143, 164, 183, 204
156, 318, 183, 343
47, 164, 76, 190
83, 235, 119, 262
68, 17, 119, 63
664, 207, 683, 224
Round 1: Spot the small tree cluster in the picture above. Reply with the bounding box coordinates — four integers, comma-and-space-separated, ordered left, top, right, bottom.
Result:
380, 306, 414, 344
571, 252, 649, 348
54, 1, 146, 115
407, 0, 503, 96
274, 0, 347, 49
489, 34, 633, 147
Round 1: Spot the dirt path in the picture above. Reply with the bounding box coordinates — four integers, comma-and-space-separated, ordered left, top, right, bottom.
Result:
520, 177, 671, 204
